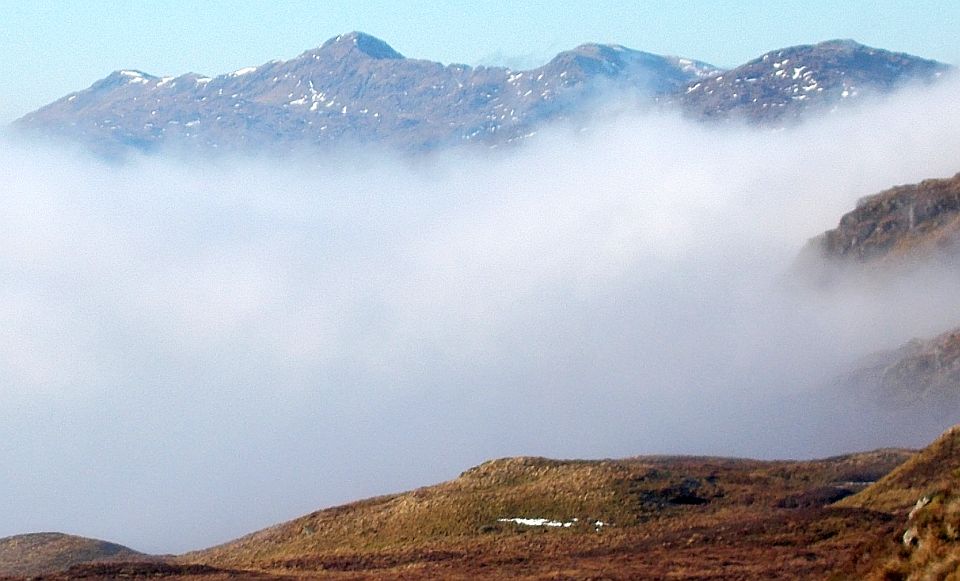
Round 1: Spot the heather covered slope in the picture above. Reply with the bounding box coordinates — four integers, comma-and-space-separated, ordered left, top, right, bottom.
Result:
180, 451, 911, 578
0, 449, 924, 579
835, 426, 960, 579
839, 426, 960, 514
0, 533, 146, 576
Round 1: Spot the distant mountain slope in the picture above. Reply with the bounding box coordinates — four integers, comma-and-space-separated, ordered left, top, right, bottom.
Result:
679, 39, 948, 123
843, 328, 960, 415
183, 451, 911, 577
13, 32, 714, 155
12, 34, 949, 156
0, 533, 146, 576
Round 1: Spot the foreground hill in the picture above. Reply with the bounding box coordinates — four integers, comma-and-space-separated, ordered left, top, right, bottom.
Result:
838, 426, 960, 579
6, 444, 952, 579
0, 533, 145, 576
13, 34, 947, 156
177, 450, 912, 578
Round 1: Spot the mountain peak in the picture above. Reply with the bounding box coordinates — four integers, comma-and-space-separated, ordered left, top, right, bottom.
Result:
319, 32, 403, 60
814, 38, 867, 50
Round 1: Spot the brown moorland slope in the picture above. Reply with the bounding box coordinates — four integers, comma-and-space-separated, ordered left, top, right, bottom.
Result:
839, 426, 960, 515
1, 445, 943, 580
835, 426, 960, 579
174, 450, 912, 579
0, 533, 147, 577
0, 562, 291, 581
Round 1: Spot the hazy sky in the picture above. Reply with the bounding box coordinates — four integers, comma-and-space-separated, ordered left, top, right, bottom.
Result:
3, 0, 960, 122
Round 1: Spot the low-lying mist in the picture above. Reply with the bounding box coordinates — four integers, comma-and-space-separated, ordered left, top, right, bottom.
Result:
3, 77, 960, 553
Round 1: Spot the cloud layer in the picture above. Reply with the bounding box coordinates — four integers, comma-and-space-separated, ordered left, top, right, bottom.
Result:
3, 79, 960, 552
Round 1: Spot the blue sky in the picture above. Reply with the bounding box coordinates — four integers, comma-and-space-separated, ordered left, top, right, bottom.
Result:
2, 1, 960, 122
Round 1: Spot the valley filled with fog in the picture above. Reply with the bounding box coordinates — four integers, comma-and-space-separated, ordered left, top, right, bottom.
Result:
2, 77, 960, 553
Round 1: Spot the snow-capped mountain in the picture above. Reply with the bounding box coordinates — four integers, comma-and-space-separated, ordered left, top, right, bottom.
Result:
13, 33, 950, 155
679, 39, 948, 123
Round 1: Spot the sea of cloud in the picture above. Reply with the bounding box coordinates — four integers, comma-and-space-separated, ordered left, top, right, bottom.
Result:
2, 77, 960, 552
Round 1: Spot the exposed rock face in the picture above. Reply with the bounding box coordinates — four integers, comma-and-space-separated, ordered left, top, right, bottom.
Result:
12, 34, 948, 156
845, 329, 960, 413
806, 173, 960, 266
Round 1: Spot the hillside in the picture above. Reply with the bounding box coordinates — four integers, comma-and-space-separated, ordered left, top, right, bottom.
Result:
176, 451, 912, 578
0, 533, 146, 577
12, 35, 948, 156
0, 448, 931, 579
839, 426, 960, 515
844, 328, 960, 414
795, 172, 960, 412
836, 427, 960, 579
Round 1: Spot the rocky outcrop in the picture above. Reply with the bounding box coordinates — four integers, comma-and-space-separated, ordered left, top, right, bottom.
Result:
811, 173, 960, 264
844, 329, 960, 411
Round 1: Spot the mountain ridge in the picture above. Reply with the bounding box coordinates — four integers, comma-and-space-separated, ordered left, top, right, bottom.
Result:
13, 33, 950, 157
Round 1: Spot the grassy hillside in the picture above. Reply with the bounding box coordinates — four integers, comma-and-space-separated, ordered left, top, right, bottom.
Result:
0, 533, 146, 576
839, 426, 960, 514
833, 426, 960, 579
183, 450, 911, 578
0, 446, 932, 579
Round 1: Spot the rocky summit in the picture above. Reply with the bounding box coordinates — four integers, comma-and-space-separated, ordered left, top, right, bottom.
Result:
808, 172, 960, 265
13, 33, 949, 156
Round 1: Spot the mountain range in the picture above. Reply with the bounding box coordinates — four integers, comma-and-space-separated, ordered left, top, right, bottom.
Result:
6, 33, 960, 580
13, 32, 950, 156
